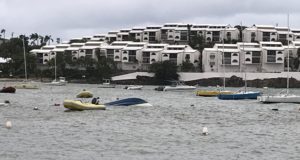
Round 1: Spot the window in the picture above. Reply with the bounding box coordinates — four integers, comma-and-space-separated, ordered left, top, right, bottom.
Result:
277, 51, 282, 54
245, 58, 251, 62
123, 57, 127, 60
223, 52, 231, 64
271, 38, 276, 41
185, 54, 190, 60
210, 55, 215, 59
232, 59, 238, 63
277, 57, 283, 61
80, 50, 84, 52
151, 59, 156, 62
144, 37, 148, 40
169, 35, 173, 38
123, 51, 127, 54
267, 50, 276, 63
207, 32, 211, 34
51, 52, 55, 55
209, 62, 215, 66
232, 53, 238, 56
175, 36, 179, 39
44, 59, 48, 62
137, 33, 140, 36
115, 50, 119, 52
252, 51, 261, 64
246, 52, 251, 55
44, 54, 48, 56
73, 57, 77, 60
115, 56, 119, 59
151, 52, 156, 56
163, 54, 168, 57
206, 37, 211, 41
144, 32, 148, 35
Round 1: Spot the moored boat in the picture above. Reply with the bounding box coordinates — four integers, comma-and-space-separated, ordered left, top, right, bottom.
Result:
47, 77, 67, 86
218, 91, 261, 100
124, 85, 143, 90
63, 100, 106, 110
0, 86, 16, 93
14, 83, 39, 89
162, 81, 196, 91
196, 90, 233, 97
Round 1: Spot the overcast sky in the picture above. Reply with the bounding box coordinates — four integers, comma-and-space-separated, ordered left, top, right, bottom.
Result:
1, 0, 299, 42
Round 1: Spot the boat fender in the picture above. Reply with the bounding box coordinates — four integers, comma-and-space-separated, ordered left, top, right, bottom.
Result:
5, 121, 12, 129
202, 127, 208, 135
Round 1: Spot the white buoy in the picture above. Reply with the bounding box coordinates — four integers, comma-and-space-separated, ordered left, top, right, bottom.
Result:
6, 121, 12, 129
202, 127, 208, 135
33, 107, 39, 110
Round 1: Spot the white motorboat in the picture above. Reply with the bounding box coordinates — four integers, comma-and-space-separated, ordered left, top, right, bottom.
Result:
98, 79, 116, 88
258, 94, 300, 103
47, 77, 67, 86
124, 85, 143, 90
163, 81, 196, 91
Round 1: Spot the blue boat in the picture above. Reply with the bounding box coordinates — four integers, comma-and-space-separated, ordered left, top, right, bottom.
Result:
218, 91, 261, 100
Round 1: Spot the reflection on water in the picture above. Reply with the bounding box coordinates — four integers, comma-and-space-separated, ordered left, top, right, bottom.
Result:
0, 83, 299, 160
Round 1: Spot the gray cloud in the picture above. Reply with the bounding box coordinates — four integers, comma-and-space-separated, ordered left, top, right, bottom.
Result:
1, 0, 299, 41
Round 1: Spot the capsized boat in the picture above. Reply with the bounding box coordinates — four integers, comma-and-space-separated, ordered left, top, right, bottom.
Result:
196, 90, 233, 97
0, 86, 16, 93
63, 100, 106, 110
218, 91, 261, 100
105, 98, 152, 107
124, 85, 143, 90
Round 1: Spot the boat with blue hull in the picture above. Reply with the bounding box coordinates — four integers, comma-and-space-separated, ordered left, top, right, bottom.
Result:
105, 98, 152, 107
218, 91, 261, 100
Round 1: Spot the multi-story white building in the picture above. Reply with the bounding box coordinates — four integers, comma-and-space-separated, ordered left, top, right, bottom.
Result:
30, 45, 56, 64
141, 43, 169, 70
161, 45, 200, 67
120, 42, 147, 70
129, 27, 145, 42
100, 41, 131, 65
160, 23, 180, 44
64, 43, 85, 60
79, 41, 108, 60
202, 41, 286, 73
243, 25, 278, 42
202, 44, 240, 72
143, 26, 161, 43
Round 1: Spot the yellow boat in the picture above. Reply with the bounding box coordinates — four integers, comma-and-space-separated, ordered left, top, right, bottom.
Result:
196, 90, 234, 97
63, 100, 106, 110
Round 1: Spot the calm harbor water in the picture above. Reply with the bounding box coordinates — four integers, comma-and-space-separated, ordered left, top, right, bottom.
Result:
0, 82, 299, 160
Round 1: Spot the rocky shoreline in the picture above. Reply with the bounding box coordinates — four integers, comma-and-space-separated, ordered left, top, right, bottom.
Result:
113, 75, 300, 88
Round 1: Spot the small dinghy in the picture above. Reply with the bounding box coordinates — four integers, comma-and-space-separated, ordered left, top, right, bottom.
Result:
0, 86, 16, 93
63, 100, 106, 110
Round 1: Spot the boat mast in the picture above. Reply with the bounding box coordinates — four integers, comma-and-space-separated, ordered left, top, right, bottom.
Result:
22, 37, 28, 81
222, 27, 226, 90
54, 52, 57, 81
241, 21, 247, 93
287, 14, 290, 95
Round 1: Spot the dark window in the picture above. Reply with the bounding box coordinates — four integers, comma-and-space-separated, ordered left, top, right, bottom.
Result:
267, 50, 276, 62
151, 52, 156, 56
123, 57, 127, 60
115, 56, 119, 59
245, 58, 251, 61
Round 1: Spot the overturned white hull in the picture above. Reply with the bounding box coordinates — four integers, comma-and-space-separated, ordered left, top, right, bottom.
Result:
125, 85, 143, 90
258, 94, 300, 103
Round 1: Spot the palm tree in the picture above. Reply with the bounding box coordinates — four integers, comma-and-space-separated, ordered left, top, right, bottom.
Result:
39, 35, 44, 46
44, 35, 53, 45
1, 29, 5, 40
30, 33, 39, 46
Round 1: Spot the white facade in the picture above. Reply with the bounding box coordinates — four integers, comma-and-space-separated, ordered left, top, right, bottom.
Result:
202, 42, 289, 73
